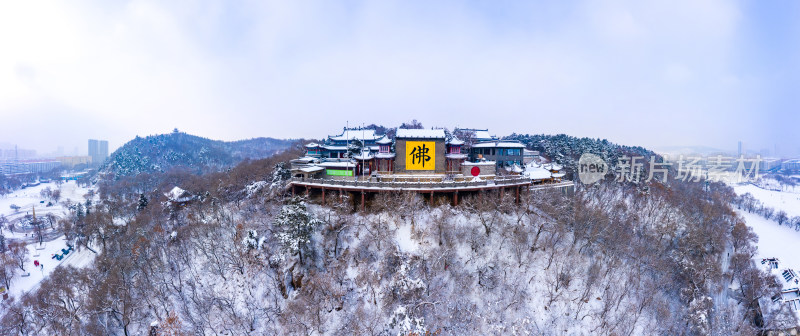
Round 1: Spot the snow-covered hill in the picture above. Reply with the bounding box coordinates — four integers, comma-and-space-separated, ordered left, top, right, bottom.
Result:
100, 131, 296, 179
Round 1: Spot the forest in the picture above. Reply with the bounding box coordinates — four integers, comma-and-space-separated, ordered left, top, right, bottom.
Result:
0, 142, 795, 335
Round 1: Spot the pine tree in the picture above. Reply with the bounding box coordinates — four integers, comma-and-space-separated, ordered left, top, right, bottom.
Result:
137, 193, 149, 211
76, 203, 85, 221
271, 162, 291, 183
273, 197, 320, 265
347, 139, 364, 158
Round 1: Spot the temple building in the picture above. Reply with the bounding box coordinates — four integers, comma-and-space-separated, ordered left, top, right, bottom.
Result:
393, 128, 447, 174
291, 126, 559, 183
288, 125, 574, 210
470, 140, 525, 168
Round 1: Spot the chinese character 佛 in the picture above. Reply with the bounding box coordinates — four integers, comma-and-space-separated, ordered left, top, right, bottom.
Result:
410, 144, 431, 167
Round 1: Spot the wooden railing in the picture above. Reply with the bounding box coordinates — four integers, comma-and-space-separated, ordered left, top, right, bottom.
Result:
290, 175, 535, 189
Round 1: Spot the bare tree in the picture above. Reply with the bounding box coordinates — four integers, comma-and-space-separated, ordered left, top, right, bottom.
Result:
775, 210, 788, 226
0, 252, 17, 290
8, 241, 29, 272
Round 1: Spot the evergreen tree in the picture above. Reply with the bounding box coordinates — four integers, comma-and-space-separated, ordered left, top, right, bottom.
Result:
137, 193, 149, 211
271, 162, 291, 183
76, 203, 85, 221
273, 197, 320, 265
347, 138, 364, 158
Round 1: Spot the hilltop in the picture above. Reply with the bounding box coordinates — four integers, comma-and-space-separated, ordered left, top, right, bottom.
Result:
99, 131, 296, 179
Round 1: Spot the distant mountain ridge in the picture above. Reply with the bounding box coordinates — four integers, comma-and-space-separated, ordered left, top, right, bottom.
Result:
100, 131, 296, 179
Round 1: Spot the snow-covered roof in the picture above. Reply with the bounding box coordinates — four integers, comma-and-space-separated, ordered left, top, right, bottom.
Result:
328, 128, 382, 142
510, 164, 524, 173
299, 166, 325, 173
525, 167, 552, 180
166, 186, 185, 199
353, 149, 374, 160
304, 142, 322, 148
545, 163, 563, 171
322, 145, 347, 151
395, 128, 446, 139
456, 128, 495, 141
472, 141, 526, 149
375, 153, 396, 159
445, 154, 468, 160
292, 157, 317, 163
448, 137, 464, 146
474, 130, 494, 140
165, 186, 193, 203
376, 136, 392, 145
318, 161, 356, 168
463, 161, 496, 166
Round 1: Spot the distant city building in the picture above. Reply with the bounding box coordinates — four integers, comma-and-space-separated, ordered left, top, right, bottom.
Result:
56, 156, 93, 168
88, 139, 109, 167
782, 159, 800, 174
760, 158, 782, 172
0, 159, 61, 176
0, 147, 36, 160
738, 141, 742, 158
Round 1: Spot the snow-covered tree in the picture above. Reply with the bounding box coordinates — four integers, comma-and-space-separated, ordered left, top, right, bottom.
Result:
346, 139, 364, 158
273, 197, 320, 265
137, 193, 148, 211
8, 242, 29, 272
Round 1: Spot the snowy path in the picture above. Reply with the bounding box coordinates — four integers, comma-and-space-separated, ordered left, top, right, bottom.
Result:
7, 235, 96, 299
731, 182, 800, 272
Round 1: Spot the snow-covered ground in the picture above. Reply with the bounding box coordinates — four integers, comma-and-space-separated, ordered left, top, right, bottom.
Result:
731, 182, 800, 269
736, 210, 800, 272
0, 181, 90, 230
8, 236, 96, 298
731, 181, 800, 319
733, 183, 800, 218
0, 181, 94, 300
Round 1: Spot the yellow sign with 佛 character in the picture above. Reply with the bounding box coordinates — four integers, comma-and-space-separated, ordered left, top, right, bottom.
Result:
405, 141, 435, 170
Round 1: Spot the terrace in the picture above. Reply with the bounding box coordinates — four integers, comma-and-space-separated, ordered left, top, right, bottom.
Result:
289, 175, 574, 210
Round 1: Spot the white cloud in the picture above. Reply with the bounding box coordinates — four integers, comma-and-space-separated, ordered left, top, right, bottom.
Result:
0, 0, 789, 155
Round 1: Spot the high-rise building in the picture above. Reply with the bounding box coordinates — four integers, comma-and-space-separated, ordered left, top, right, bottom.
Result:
737, 141, 742, 158
88, 139, 109, 167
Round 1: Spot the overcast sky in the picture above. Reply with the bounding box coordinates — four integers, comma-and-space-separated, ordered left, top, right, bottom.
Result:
1, 0, 798, 156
